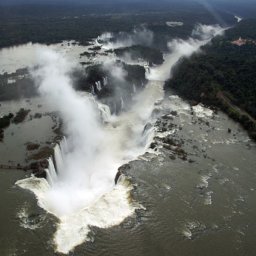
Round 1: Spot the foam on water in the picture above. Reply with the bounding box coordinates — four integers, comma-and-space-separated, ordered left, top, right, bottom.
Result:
17, 177, 137, 254
204, 191, 213, 205
14, 23, 225, 254
181, 221, 206, 240
17, 203, 45, 230
197, 175, 211, 189
192, 104, 213, 118
15, 48, 163, 253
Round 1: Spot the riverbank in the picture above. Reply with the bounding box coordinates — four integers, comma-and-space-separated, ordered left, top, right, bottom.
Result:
165, 19, 256, 141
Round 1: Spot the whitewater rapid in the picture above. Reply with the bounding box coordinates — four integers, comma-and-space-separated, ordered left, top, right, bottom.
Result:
16, 48, 164, 253
16, 23, 225, 254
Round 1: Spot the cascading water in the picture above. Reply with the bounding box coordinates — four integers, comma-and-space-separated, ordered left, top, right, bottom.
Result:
95, 81, 102, 91
103, 76, 108, 86
16, 23, 225, 254
133, 84, 137, 93
91, 85, 95, 95
120, 96, 124, 110
147, 24, 225, 81
16, 48, 164, 254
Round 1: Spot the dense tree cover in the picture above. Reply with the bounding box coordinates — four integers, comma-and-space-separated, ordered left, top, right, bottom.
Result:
225, 19, 256, 41
0, 4, 235, 50
77, 61, 146, 94
114, 45, 164, 65
0, 59, 146, 106
0, 113, 14, 141
0, 113, 14, 130
165, 19, 256, 139
13, 108, 30, 123
74, 61, 146, 113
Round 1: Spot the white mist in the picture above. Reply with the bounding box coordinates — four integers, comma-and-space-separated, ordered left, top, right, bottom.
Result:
16, 48, 163, 253
16, 23, 225, 254
147, 24, 224, 81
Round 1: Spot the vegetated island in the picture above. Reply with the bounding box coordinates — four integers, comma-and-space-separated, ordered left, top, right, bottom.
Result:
113, 45, 164, 66
165, 19, 256, 140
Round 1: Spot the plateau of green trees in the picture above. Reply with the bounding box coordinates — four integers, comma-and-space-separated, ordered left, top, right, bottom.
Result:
0, 3, 235, 49
114, 45, 164, 65
166, 19, 256, 139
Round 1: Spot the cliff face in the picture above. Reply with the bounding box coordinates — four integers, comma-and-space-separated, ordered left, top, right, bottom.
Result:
114, 45, 164, 66
75, 61, 147, 114
165, 19, 256, 140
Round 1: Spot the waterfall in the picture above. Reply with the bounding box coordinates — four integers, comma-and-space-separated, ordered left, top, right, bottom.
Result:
42, 140, 68, 188
97, 102, 112, 123
48, 158, 58, 181
16, 24, 224, 253
103, 77, 108, 86
45, 142, 67, 186
133, 84, 137, 93
54, 144, 64, 175
95, 81, 102, 91
120, 97, 124, 110
91, 85, 95, 95
113, 102, 117, 115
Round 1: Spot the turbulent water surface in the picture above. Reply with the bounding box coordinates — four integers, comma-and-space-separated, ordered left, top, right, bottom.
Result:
0, 23, 256, 256
16, 49, 163, 252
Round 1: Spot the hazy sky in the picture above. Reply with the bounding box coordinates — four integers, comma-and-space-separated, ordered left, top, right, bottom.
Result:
0, 0, 251, 4
0, 0, 254, 6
